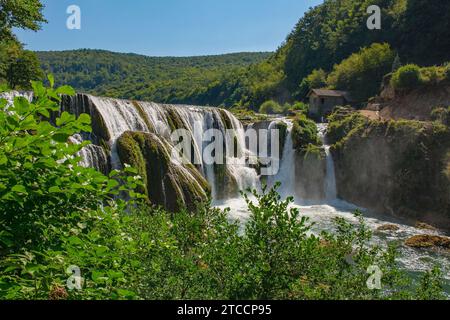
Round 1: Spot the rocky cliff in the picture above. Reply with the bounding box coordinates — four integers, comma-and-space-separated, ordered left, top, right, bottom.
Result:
328, 110, 450, 229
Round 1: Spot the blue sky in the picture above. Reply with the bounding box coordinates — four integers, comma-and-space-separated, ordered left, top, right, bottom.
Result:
14, 0, 323, 57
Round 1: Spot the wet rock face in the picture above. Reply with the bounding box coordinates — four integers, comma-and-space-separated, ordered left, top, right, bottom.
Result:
295, 150, 326, 201
329, 113, 450, 230
117, 131, 210, 212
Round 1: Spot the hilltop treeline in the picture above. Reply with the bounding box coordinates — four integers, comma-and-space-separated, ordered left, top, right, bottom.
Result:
36, 50, 270, 104
201, 0, 450, 108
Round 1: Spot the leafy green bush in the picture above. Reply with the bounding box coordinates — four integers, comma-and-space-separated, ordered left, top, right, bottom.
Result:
391, 64, 422, 90
0, 78, 146, 299
297, 69, 327, 99
259, 100, 283, 114
327, 108, 367, 145
420, 66, 447, 85
327, 43, 395, 101
291, 101, 309, 114
291, 114, 322, 151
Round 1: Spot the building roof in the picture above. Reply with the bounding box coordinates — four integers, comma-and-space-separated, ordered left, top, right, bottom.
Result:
307, 89, 350, 98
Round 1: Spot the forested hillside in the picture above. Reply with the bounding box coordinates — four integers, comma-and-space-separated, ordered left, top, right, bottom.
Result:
35, 1, 450, 110
37, 50, 270, 104
199, 0, 450, 108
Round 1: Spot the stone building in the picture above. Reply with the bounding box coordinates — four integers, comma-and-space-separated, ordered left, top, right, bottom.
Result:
308, 89, 351, 119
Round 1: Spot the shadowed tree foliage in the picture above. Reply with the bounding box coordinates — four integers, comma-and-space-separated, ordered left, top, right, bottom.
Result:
0, 0, 45, 88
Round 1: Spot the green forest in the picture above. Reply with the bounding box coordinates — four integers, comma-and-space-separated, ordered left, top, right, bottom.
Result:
1, 0, 450, 301
36, 50, 271, 105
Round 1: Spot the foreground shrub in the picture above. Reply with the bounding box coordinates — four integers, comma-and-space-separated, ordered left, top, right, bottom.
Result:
0, 78, 145, 299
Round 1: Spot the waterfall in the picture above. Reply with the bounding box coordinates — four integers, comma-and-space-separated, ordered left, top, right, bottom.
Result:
317, 124, 337, 200
2, 91, 337, 205
267, 120, 295, 199
0, 91, 33, 105
59, 94, 259, 201
69, 134, 109, 174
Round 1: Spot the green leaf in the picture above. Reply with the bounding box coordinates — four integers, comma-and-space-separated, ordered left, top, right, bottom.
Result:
107, 179, 119, 189
68, 236, 83, 246
55, 85, 75, 96
14, 97, 30, 114
0, 154, 7, 165
52, 133, 70, 143
31, 81, 46, 98
47, 74, 55, 88
48, 186, 61, 193
56, 111, 74, 126
37, 108, 50, 118
11, 185, 27, 195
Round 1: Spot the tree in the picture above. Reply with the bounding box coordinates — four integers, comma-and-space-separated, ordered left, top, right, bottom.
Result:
6, 49, 43, 89
297, 69, 327, 100
390, 64, 422, 90
327, 43, 395, 101
0, 0, 46, 39
0, 0, 45, 88
259, 100, 283, 114
0, 40, 22, 82
396, 0, 450, 66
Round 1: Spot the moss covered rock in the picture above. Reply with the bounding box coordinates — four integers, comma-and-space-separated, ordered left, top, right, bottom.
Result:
405, 235, 450, 249
117, 131, 210, 212
376, 224, 400, 232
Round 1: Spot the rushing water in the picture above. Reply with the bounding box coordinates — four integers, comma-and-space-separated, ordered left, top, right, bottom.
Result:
216, 122, 450, 284
62, 94, 260, 199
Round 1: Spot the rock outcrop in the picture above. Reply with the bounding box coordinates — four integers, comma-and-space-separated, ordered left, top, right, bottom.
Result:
328, 111, 450, 230
405, 235, 450, 249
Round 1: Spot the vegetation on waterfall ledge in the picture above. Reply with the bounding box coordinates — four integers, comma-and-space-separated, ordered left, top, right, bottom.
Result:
291, 114, 322, 152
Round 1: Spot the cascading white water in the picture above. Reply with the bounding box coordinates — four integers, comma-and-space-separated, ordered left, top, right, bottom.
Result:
0, 91, 33, 105
267, 120, 295, 199
65, 94, 259, 201
317, 123, 337, 200
69, 134, 109, 173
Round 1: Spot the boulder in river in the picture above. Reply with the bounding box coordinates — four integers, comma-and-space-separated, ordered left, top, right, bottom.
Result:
415, 222, 438, 231
377, 224, 400, 232
405, 235, 450, 249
